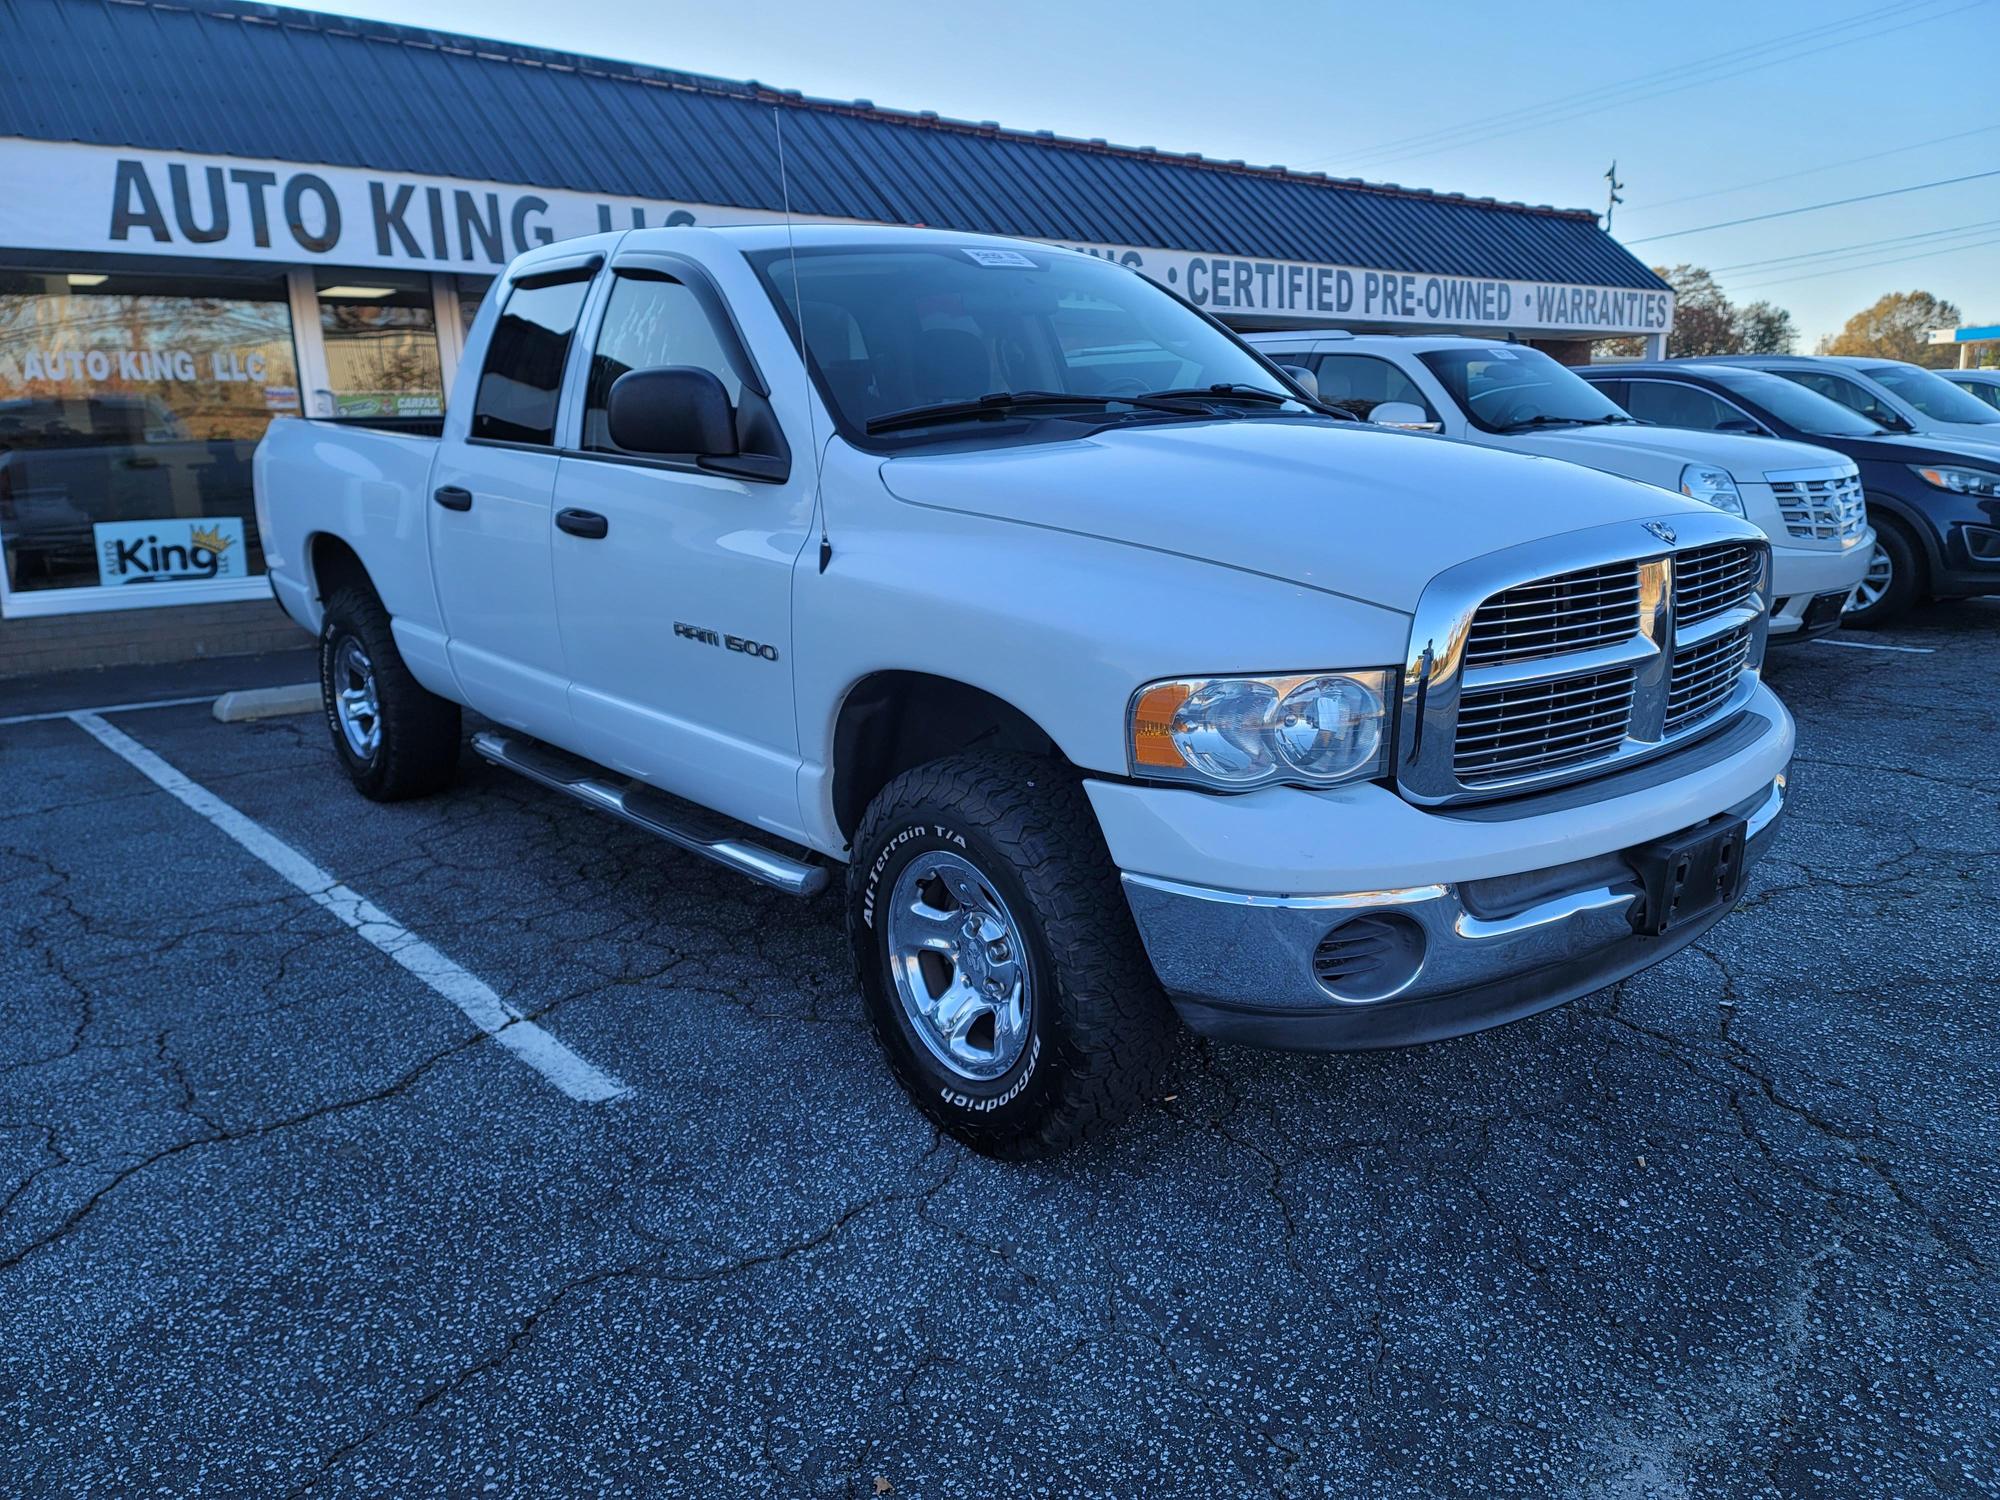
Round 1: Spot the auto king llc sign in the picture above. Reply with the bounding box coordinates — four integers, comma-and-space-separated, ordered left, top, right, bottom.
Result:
0, 138, 1672, 336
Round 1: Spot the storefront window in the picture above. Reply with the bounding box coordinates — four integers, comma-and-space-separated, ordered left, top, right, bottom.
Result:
316, 272, 444, 418
0, 267, 298, 604
458, 276, 494, 340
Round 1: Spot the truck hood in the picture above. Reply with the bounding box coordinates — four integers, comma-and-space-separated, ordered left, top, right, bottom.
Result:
1499, 422, 1846, 483
877, 418, 1711, 612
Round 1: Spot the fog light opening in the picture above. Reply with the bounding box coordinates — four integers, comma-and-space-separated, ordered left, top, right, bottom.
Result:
1311, 912, 1427, 1004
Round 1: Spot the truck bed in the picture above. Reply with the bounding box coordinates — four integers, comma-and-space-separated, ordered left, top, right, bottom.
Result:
318, 414, 446, 438
252, 414, 442, 639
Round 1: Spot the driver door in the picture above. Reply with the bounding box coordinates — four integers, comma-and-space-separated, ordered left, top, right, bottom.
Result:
549, 256, 817, 840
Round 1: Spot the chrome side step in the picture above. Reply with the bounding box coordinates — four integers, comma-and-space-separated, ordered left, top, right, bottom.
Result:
470, 729, 828, 898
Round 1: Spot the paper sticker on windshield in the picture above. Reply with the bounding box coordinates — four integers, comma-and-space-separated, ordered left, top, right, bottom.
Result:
961, 248, 1037, 268
1486, 346, 1520, 359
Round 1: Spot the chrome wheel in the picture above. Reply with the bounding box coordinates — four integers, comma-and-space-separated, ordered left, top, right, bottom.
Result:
332, 636, 381, 761
1848, 542, 1893, 613
885, 851, 1032, 1083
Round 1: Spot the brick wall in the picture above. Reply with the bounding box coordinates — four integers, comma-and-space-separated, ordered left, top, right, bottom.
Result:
0, 598, 311, 678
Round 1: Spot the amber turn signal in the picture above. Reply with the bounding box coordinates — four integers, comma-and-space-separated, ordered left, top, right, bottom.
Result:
1130, 681, 1193, 769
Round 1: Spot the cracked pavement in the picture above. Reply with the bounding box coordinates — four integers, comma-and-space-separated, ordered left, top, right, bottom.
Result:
1, 607, 1996, 1497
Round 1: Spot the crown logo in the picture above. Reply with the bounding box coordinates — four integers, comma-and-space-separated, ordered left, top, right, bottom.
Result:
189, 524, 233, 556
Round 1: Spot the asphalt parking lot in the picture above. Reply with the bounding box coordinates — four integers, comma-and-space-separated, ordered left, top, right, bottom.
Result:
2, 607, 1996, 1498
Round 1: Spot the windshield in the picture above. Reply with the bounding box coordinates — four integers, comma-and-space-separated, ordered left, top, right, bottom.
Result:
1416, 345, 1632, 432
1707, 370, 1883, 437
750, 244, 1306, 441
1865, 363, 2000, 425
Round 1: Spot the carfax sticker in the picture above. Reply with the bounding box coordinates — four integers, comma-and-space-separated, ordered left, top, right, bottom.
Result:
961, 247, 1037, 268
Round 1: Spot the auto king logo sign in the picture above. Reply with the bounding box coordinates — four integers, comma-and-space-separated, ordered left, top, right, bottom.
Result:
94, 517, 247, 588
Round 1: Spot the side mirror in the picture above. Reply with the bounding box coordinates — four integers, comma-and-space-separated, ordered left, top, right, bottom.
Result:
606, 366, 738, 456
1277, 363, 1319, 400
1369, 401, 1440, 431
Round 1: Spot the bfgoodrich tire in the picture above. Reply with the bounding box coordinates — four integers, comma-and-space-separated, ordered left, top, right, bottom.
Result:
848, 752, 1178, 1158
318, 585, 461, 801
1842, 515, 1924, 629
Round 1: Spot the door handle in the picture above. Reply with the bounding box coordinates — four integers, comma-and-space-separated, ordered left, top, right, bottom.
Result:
556, 507, 609, 540
433, 485, 473, 511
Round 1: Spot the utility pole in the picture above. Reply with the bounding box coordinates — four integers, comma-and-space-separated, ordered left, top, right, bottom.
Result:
1604, 161, 1626, 232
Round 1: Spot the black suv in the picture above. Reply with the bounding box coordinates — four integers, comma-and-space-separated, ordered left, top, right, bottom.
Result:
1578, 361, 2000, 627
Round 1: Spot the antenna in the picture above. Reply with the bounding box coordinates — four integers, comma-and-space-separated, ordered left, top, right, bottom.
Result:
1604, 160, 1626, 232
774, 106, 832, 573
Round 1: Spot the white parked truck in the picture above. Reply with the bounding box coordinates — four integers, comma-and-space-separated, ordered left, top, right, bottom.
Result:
1243, 331, 1873, 641
255, 226, 1793, 1156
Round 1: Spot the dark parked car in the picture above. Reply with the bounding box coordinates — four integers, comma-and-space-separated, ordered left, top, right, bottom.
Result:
1578, 362, 2000, 627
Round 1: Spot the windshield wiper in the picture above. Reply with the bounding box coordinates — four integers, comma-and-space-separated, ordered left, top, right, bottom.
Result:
865, 390, 1192, 435
1495, 414, 1631, 431
1141, 382, 1357, 421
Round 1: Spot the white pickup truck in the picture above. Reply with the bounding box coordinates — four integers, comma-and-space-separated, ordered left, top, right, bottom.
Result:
256, 225, 1793, 1156
1243, 331, 1873, 641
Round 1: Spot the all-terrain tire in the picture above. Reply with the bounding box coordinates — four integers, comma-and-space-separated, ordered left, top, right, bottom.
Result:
848, 751, 1179, 1158
318, 584, 461, 801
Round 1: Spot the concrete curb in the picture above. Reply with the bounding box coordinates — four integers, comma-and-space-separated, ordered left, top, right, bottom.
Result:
213, 682, 320, 723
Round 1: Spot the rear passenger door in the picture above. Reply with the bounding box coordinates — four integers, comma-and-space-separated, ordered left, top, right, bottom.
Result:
428, 258, 596, 730
548, 253, 817, 838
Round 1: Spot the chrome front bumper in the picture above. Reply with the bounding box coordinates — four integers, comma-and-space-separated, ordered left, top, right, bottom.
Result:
1121, 775, 1785, 1051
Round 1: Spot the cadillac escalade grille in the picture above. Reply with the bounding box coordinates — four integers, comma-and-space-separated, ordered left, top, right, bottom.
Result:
1454, 667, 1637, 785
1399, 518, 1771, 805
1672, 543, 1763, 625
1463, 562, 1643, 667
1770, 472, 1866, 543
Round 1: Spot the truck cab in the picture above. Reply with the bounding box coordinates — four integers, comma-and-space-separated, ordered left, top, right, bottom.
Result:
1243, 331, 1872, 641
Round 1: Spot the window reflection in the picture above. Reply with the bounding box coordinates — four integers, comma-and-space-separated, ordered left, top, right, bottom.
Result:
316, 272, 443, 419
0, 268, 298, 596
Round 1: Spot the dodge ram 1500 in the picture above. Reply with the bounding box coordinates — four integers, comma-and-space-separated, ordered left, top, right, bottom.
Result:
256, 225, 1793, 1155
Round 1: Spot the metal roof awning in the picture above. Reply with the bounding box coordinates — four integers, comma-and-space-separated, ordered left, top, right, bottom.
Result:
0, 0, 1672, 338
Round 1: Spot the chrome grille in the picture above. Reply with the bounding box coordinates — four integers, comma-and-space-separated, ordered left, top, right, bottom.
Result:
1673, 543, 1762, 625
1403, 514, 1772, 806
1454, 667, 1636, 785
1666, 625, 1753, 732
1770, 471, 1866, 542
1464, 562, 1642, 666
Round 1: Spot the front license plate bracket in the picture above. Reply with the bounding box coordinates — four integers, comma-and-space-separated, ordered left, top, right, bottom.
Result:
1627, 816, 1748, 938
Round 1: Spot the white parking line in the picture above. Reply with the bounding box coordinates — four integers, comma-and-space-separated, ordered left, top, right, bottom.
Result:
0, 694, 217, 727
1811, 638, 1936, 655
69, 711, 630, 1104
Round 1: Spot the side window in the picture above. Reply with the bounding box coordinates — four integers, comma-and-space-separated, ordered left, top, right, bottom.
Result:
1623, 380, 1745, 433
1588, 379, 1630, 408
582, 273, 744, 452
470, 273, 591, 446
1783, 370, 1897, 427
1311, 355, 1436, 421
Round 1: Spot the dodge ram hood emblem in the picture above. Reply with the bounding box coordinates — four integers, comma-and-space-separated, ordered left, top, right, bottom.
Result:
1644, 520, 1678, 545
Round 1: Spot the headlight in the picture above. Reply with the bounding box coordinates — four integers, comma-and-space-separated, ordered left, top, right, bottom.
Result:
1910, 463, 2000, 497
1129, 670, 1394, 789
1679, 464, 1746, 515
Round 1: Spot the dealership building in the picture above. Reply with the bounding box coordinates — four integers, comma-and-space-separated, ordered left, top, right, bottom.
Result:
0, 0, 1674, 678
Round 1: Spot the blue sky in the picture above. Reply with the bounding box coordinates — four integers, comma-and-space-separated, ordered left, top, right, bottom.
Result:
299, 0, 1998, 346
